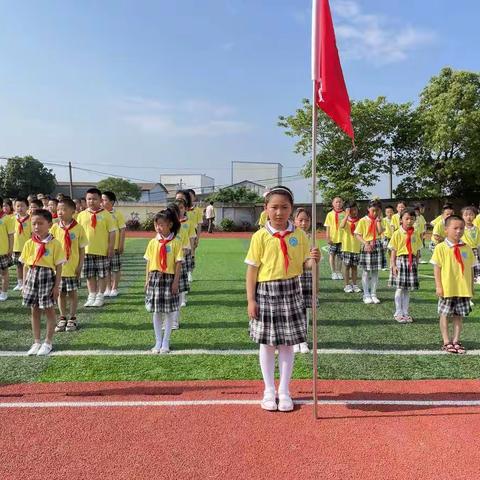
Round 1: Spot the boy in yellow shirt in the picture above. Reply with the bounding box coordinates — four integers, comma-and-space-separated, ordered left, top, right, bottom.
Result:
12, 198, 32, 291
461, 206, 480, 285
431, 215, 477, 354
76, 188, 116, 308
431, 203, 454, 250
324, 196, 345, 280
51, 198, 88, 332
20, 209, 66, 356
0, 196, 14, 301
390, 201, 407, 232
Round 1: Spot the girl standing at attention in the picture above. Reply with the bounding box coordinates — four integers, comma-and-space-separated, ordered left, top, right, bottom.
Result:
245, 186, 320, 412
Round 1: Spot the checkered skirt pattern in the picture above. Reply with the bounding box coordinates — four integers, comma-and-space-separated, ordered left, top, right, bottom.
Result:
438, 297, 472, 318
22, 266, 56, 309
11, 251, 22, 266
358, 239, 387, 271
60, 276, 80, 293
299, 271, 319, 309
328, 243, 342, 256
382, 237, 390, 250
145, 271, 180, 313
0, 254, 13, 271
473, 248, 480, 279
184, 250, 193, 273
341, 251, 360, 267
82, 254, 110, 279
178, 259, 190, 293
388, 255, 419, 290
249, 277, 307, 346
109, 251, 122, 273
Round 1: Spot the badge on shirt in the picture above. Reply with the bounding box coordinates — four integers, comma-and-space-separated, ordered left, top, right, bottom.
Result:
166, 245, 171, 253
462, 252, 468, 259
44, 249, 50, 257
289, 237, 298, 247
70, 232, 76, 240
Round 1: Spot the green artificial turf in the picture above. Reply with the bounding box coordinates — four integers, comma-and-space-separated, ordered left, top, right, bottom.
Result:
1, 237, 479, 385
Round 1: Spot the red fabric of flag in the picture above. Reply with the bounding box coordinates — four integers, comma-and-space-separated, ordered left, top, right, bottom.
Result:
312, 0, 354, 140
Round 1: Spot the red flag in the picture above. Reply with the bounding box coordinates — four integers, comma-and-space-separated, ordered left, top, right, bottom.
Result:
312, 0, 354, 140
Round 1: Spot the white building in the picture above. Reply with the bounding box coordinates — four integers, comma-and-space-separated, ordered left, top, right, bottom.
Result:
228, 180, 266, 196
231, 161, 283, 189
159, 174, 215, 196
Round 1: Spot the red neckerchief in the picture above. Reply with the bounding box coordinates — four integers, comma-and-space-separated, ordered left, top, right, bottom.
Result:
88, 208, 104, 229
0, 211, 5, 219
367, 214, 378, 241
158, 236, 173, 272
348, 216, 359, 235
59, 219, 78, 260
16, 215, 29, 234
32, 234, 50, 266
405, 227, 415, 270
452, 242, 465, 275
52, 213, 58, 219
333, 208, 343, 229
273, 231, 293, 274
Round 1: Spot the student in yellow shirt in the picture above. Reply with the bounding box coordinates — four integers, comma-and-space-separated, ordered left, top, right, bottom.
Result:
51, 198, 88, 333
245, 186, 320, 412
20, 209, 66, 356
144, 208, 184, 354
388, 209, 422, 323
390, 201, 407, 232
12, 198, 32, 291
431, 215, 477, 354
430, 214, 443, 228
339, 201, 362, 294
430, 203, 454, 250
76, 188, 116, 308
324, 196, 345, 280
47, 198, 60, 224
461, 206, 480, 285
101, 191, 126, 297
257, 209, 268, 229
2, 198, 14, 218
354, 200, 385, 304
474, 211, 480, 229
0, 196, 14, 301
29, 198, 43, 215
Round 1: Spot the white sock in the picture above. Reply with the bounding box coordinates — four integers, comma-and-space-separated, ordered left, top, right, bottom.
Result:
152, 312, 163, 349
18, 280, 23, 287
370, 271, 379, 296
162, 312, 175, 350
402, 290, 410, 316
259, 344, 276, 394
362, 271, 370, 297
88, 292, 96, 299
173, 309, 180, 326
278, 345, 295, 396
180, 292, 186, 304
394, 289, 403, 316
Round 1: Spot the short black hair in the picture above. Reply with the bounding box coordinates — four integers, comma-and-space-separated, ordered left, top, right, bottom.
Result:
187, 188, 196, 197
15, 197, 29, 206
368, 200, 382, 209
31, 208, 52, 223
293, 207, 311, 219
154, 208, 181, 236
59, 198, 76, 210
174, 198, 187, 209
442, 202, 454, 211
86, 188, 102, 197
48, 198, 59, 205
384, 205, 394, 211
461, 205, 478, 216
102, 191, 117, 203
176, 190, 192, 209
264, 185, 294, 207
344, 201, 358, 210
167, 202, 181, 220
396, 201, 407, 206
400, 208, 416, 219
445, 215, 464, 227
30, 199, 43, 209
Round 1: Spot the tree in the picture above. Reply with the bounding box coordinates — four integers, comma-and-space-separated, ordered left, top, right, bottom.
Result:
394, 67, 480, 202
97, 177, 141, 201
0, 156, 56, 198
278, 97, 419, 202
206, 186, 263, 204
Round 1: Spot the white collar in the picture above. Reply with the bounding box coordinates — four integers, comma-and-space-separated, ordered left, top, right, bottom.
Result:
444, 238, 465, 247
59, 220, 75, 228
266, 221, 294, 235
35, 234, 53, 244
156, 232, 175, 241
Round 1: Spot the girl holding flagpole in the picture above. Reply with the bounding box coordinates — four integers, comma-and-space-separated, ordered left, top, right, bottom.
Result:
245, 186, 320, 412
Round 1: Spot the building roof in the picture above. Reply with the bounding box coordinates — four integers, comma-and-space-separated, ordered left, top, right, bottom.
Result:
136, 182, 168, 193
229, 180, 266, 188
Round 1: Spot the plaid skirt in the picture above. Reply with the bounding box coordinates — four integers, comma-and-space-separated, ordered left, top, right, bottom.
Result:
299, 271, 319, 309
473, 248, 480, 278
191, 255, 196, 271
328, 242, 342, 255
358, 240, 387, 271
12, 251, 22, 266
0, 254, 13, 271
388, 255, 419, 291
250, 277, 307, 346
23, 266, 56, 309
341, 251, 360, 267
145, 271, 180, 313
178, 259, 190, 293
382, 237, 390, 250
109, 251, 122, 273
438, 297, 471, 317
60, 276, 80, 293
184, 250, 193, 274
82, 254, 110, 279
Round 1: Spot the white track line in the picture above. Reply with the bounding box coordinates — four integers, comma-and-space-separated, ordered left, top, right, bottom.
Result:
2, 399, 480, 409
1, 348, 480, 357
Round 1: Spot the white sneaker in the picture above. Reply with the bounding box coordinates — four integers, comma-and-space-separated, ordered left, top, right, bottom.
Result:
299, 342, 310, 354
0, 292, 7, 301
371, 295, 381, 304
331, 272, 338, 280
344, 285, 353, 293
13, 284, 22, 291
150, 347, 161, 354
363, 296, 373, 304
337, 272, 344, 280
93, 294, 105, 307
352, 285, 362, 293
109, 289, 119, 297
84, 295, 96, 307
160, 348, 170, 354
261, 391, 277, 411
187, 272, 193, 283
27, 343, 42, 356
293, 344, 300, 353
278, 393, 294, 412
180, 301, 187, 308
37, 343, 53, 356
104, 289, 111, 297
172, 322, 179, 330
475, 277, 480, 285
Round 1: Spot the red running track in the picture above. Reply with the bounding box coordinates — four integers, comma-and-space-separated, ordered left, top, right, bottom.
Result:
1, 379, 480, 480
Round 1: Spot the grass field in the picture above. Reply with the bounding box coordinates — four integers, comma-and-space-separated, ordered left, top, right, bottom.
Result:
1, 236, 480, 385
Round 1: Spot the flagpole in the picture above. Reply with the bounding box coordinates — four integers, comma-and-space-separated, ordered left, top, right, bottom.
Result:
311, 82, 319, 420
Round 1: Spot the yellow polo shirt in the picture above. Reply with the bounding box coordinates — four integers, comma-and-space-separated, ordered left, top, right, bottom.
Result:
462, 226, 480, 250
20, 236, 66, 271
258, 210, 268, 227
76, 209, 117, 256
388, 228, 423, 256
144, 235, 184, 273
0, 215, 15, 256
391, 213, 401, 231
414, 214, 427, 234
13, 215, 32, 253
354, 216, 381, 243
245, 224, 310, 282
108, 209, 126, 250
430, 215, 443, 227
324, 210, 346, 244
432, 221, 447, 244
431, 240, 476, 298
340, 221, 361, 254
474, 214, 480, 229
382, 217, 394, 239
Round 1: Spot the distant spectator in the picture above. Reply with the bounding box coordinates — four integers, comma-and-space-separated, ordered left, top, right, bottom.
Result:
205, 201, 215, 233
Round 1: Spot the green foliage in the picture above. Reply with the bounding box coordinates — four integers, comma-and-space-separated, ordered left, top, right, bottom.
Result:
0, 156, 56, 198
141, 213, 155, 231
125, 212, 141, 231
207, 186, 263, 204
219, 218, 235, 231
97, 177, 141, 201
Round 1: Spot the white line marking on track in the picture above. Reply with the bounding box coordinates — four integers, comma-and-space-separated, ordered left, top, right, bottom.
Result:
2, 399, 480, 409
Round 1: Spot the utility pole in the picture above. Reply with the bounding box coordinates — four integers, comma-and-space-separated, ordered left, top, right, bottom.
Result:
68, 161, 74, 198
388, 147, 393, 200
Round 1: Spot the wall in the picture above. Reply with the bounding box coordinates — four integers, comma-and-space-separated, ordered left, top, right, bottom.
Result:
116, 202, 166, 223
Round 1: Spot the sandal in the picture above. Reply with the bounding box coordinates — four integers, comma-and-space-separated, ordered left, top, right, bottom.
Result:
65, 317, 78, 332
453, 342, 466, 354
55, 316, 67, 332
442, 343, 457, 354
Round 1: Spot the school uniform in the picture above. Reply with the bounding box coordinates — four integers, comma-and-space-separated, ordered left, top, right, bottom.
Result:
258, 210, 268, 228
430, 240, 477, 317
391, 213, 401, 232
12, 215, 32, 265
340, 218, 361, 266
387, 227, 422, 290
474, 214, 480, 229
144, 233, 184, 313
245, 222, 310, 346
20, 235, 66, 309
179, 215, 197, 276
431, 220, 447, 251
76, 209, 117, 278
0, 213, 14, 270
462, 225, 480, 279
298, 234, 319, 309
355, 216, 386, 271
430, 215, 443, 227
177, 223, 191, 294
51, 220, 88, 292
324, 209, 345, 255
381, 217, 394, 249
108, 209, 126, 272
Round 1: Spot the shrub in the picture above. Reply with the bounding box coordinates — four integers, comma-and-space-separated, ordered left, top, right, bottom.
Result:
141, 213, 155, 231
125, 212, 141, 231
219, 218, 235, 232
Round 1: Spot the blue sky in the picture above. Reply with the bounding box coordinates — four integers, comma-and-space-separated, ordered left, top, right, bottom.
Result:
0, 0, 478, 202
